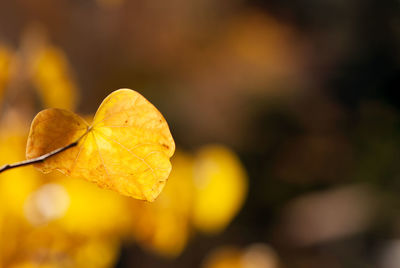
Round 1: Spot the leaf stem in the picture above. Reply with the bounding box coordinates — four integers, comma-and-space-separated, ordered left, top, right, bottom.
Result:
0, 141, 78, 174
0, 129, 90, 174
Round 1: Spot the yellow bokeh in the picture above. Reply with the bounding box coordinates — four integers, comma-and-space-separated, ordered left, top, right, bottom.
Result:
31, 46, 78, 111
192, 145, 248, 234
73, 238, 120, 268
0, 130, 41, 220
130, 151, 194, 257
56, 176, 132, 237
202, 244, 279, 268
0, 129, 124, 267
1, 27, 80, 113
129, 146, 249, 257
10, 261, 57, 268
6, 230, 120, 268
202, 247, 243, 268
0, 100, 247, 263
0, 45, 12, 103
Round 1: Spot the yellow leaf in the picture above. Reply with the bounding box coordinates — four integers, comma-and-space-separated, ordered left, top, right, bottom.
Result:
192, 145, 248, 233
26, 88, 175, 201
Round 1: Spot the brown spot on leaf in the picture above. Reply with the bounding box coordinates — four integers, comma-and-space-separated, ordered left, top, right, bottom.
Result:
162, 144, 170, 149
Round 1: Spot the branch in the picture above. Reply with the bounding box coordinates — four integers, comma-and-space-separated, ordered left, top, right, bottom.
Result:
0, 141, 78, 174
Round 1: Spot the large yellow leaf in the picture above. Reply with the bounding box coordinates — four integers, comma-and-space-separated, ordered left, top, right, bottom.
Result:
26, 88, 175, 201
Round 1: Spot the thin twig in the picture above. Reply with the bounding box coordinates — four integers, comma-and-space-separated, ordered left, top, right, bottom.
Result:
0, 128, 90, 175
0, 141, 79, 174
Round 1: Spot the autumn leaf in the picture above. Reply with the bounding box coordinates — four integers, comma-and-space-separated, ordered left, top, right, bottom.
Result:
26, 88, 175, 201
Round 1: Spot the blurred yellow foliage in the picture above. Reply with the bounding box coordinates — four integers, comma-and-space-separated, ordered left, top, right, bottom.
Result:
56, 177, 132, 236
71, 238, 120, 268
202, 244, 279, 268
31, 46, 78, 110
129, 146, 248, 256
223, 12, 300, 83
6, 230, 120, 268
26, 89, 175, 201
130, 152, 195, 257
0, 124, 247, 264
0, 130, 41, 220
192, 145, 248, 234
0, 46, 12, 102
0, 118, 247, 266
0, 17, 255, 267
0, 128, 123, 267
0, 89, 246, 264
203, 247, 243, 268
0, 28, 79, 113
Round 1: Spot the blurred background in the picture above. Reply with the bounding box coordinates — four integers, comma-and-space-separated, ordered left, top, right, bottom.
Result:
0, 0, 400, 267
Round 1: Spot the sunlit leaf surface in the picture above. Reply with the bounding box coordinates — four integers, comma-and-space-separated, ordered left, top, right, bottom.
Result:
26, 88, 175, 201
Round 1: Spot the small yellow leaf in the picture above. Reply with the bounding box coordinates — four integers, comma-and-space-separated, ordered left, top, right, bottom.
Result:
26, 88, 175, 201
